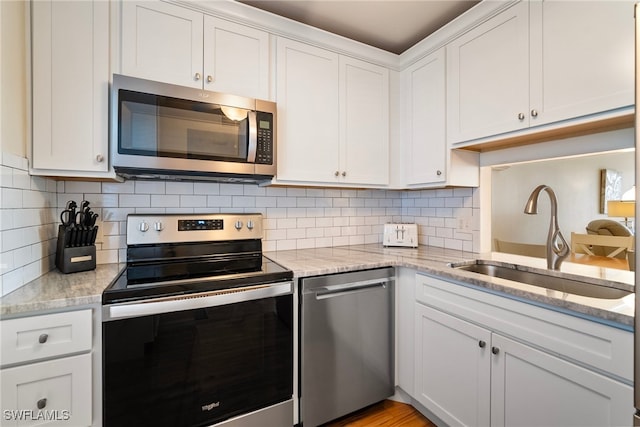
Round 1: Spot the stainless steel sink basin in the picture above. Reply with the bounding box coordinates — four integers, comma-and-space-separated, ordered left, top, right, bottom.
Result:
450, 261, 631, 299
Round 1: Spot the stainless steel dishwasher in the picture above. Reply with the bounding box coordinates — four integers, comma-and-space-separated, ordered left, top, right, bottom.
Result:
300, 267, 395, 427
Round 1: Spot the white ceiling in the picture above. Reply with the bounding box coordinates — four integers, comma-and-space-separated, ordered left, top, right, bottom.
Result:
238, 0, 480, 54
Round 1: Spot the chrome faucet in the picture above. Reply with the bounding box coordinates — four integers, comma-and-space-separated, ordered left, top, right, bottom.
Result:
524, 185, 570, 270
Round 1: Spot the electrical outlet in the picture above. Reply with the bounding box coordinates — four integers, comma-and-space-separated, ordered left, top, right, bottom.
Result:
458, 217, 472, 231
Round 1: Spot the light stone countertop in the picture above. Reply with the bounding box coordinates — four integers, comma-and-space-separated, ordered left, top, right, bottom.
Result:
0, 244, 635, 327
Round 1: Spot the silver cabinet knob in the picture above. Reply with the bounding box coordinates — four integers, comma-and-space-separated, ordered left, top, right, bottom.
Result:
235, 220, 243, 230
207, 75, 213, 83
491, 346, 500, 355
478, 340, 486, 348
37, 398, 47, 410
96, 154, 104, 163
247, 220, 254, 230
194, 72, 201, 81
436, 170, 442, 176
518, 113, 525, 121
154, 222, 163, 232
341, 171, 346, 177
531, 109, 538, 118
335, 171, 340, 177
38, 334, 48, 344
139, 222, 149, 232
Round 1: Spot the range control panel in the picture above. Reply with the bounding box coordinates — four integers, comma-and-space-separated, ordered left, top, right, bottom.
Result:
127, 214, 263, 245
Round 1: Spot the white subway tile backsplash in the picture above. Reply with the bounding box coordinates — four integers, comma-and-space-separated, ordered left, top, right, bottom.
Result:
135, 181, 166, 194
166, 182, 194, 195
1, 153, 481, 296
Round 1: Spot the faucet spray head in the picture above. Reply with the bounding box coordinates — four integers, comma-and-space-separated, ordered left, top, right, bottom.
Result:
524, 185, 548, 215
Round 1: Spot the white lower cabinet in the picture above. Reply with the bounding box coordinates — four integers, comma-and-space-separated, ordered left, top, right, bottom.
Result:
1, 354, 92, 427
0, 310, 93, 426
414, 303, 490, 426
491, 334, 631, 427
411, 271, 633, 427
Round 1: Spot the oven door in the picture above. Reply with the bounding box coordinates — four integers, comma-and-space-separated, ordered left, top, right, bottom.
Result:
102, 282, 293, 427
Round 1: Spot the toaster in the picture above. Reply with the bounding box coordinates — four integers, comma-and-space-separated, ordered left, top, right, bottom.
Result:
383, 223, 418, 248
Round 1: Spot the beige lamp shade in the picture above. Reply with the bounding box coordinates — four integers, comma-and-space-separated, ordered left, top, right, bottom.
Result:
607, 200, 635, 219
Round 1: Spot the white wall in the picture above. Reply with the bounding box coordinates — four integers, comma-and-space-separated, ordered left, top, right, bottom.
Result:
491, 150, 635, 248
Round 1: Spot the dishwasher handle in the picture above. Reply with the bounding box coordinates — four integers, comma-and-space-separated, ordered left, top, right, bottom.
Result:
308, 278, 392, 300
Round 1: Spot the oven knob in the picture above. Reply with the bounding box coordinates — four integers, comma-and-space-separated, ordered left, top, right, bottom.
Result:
154, 222, 163, 232
139, 221, 149, 232
247, 220, 254, 230
235, 220, 243, 230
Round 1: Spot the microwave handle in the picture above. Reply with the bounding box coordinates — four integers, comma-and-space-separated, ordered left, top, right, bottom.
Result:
247, 111, 257, 163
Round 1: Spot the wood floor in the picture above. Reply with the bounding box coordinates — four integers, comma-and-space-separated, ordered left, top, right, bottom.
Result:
322, 400, 437, 427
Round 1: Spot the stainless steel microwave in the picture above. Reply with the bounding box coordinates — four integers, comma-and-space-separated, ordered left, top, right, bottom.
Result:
110, 74, 277, 183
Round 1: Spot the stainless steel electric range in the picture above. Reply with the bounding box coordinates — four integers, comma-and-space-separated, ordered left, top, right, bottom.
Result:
102, 213, 293, 427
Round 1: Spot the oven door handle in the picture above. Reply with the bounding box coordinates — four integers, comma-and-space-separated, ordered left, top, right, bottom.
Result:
103, 281, 292, 321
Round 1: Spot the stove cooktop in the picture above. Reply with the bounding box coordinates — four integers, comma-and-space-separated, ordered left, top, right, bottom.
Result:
103, 255, 292, 304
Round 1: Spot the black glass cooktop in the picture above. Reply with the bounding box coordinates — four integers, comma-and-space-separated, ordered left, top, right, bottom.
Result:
102, 240, 292, 304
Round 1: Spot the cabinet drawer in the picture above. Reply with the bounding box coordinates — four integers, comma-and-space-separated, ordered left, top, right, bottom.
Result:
0, 353, 92, 426
1, 310, 92, 367
415, 273, 633, 382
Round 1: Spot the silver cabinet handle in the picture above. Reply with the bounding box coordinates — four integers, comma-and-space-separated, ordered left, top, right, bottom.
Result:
478, 340, 486, 348
194, 72, 201, 81
335, 171, 340, 177
436, 170, 442, 176
518, 113, 525, 121
38, 334, 48, 344
531, 109, 538, 117
37, 398, 47, 410
96, 154, 104, 163
207, 75, 213, 83
341, 171, 346, 177
492, 346, 500, 355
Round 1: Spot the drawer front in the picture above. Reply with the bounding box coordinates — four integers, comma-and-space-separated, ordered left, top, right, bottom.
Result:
415, 273, 633, 382
0, 353, 92, 426
1, 310, 92, 367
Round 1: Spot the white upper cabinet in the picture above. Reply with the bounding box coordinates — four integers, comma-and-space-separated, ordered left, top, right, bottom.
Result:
404, 49, 447, 185
447, 1, 530, 144
121, 1, 271, 99
447, 0, 634, 145
203, 16, 270, 100
276, 38, 340, 183
340, 56, 389, 186
31, 0, 110, 175
403, 48, 478, 188
528, 0, 634, 127
276, 38, 390, 187
121, 1, 203, 89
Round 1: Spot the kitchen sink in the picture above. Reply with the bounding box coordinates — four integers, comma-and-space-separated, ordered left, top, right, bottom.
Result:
450, 261, 631, 299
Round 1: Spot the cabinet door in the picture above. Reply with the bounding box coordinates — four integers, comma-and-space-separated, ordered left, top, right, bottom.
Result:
491, 334, 633, 427
339, 57, 389, 186
528, 0, 634, 127
203, 16, 270, 100
404, 49, 446, 185
31, 0, 109, 173
447, 1, 529, 144
121, 1, 203, 88
414, 303, 491, 427
1, 353, 92, 426
276, 38, 340, 183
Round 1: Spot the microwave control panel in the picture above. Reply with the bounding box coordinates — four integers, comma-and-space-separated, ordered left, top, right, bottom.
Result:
255, 112, 273, 165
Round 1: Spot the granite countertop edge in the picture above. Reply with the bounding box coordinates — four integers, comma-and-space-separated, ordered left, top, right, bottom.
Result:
0, 245, 634, 327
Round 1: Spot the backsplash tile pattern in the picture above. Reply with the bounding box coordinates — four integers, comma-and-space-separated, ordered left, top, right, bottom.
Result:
0, 153, 480, 296
0, 152, 58, 296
